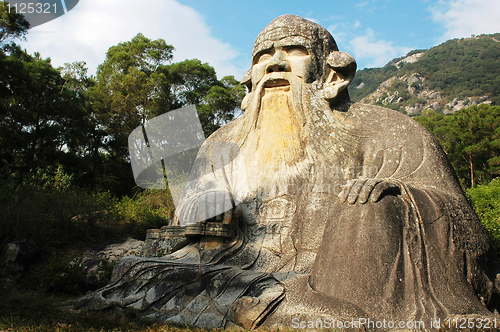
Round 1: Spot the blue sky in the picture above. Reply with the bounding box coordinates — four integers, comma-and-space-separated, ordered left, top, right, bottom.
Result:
18, 0, 500, 80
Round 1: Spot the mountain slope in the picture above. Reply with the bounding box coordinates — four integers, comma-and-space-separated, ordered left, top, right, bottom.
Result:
348, 33, 500, 115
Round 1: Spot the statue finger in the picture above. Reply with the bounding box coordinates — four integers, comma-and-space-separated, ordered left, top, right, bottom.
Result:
357, 179, 379, 204
347, 178, 368, 204
338, 179, 356, 203
369, 181, 395, 203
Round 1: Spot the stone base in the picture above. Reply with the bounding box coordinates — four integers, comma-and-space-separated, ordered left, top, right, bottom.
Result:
140, 222, 235, 257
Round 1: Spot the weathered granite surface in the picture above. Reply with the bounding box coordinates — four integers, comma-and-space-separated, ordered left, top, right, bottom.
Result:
1, 239, 41, 281
79, 237, 143, 285
76, 15, 500, 330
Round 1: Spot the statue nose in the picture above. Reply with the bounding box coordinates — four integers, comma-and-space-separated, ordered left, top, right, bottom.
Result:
266, 57, 290, 73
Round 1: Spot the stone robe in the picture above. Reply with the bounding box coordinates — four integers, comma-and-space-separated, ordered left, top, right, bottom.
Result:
76, 101, 499, 328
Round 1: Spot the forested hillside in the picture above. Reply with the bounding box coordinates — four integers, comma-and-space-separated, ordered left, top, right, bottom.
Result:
349, 33, 500, 115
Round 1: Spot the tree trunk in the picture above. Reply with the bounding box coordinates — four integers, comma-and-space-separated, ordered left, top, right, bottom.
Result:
469, 150, 474, 187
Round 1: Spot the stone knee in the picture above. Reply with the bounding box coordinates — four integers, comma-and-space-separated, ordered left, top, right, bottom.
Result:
310, 195, 408, 304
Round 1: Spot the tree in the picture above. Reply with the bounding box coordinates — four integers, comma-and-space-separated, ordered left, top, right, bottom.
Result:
157, 59, 244, 136
0, 50, 94, 176
415, 104, 500, 188
0, 5, 115, 192
0, 1, 30, 51
91, 35, 245, 158
198, 76, 245, 135
60, 61, 91, 94
88, 34, 245, 194
88, 34, 174, 161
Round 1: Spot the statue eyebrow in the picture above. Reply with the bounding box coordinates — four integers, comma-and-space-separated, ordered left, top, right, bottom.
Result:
283, 45, 309, 54
253, 44, 308, 62
253, 48, 275, 64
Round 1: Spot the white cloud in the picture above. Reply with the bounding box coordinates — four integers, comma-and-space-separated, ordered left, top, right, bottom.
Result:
432, 0, 500, 41
19, 0, 244, 79
354, 1, 369, 10
327, 23, 349, 45
349, 29, 411, 68
327, 23, 411, 69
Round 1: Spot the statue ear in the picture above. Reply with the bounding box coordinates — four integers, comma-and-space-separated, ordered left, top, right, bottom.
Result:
240, 69, 252, 111
322, 52, 357, 102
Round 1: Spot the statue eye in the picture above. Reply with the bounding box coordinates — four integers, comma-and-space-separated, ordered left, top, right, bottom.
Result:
285, 46, 308, 56
255, 51, 273, 64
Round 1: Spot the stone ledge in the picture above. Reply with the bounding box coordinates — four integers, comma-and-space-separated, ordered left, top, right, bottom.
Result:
141, 222, 235, 257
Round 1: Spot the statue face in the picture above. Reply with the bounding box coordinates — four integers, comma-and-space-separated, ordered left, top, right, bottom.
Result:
251, 40, 313, 89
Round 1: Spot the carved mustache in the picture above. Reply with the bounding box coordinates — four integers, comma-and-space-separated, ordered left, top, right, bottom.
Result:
259, 72, 293, 90
241, 72, 301, 112
263, 76, 291, 89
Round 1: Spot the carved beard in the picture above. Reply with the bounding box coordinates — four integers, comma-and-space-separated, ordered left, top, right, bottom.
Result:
237, 73, 312, 195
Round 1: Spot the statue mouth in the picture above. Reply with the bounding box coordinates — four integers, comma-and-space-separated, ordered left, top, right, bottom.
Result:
263, 78, 290, 90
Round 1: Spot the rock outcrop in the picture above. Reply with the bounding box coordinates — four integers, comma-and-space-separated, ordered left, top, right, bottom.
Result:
361, 71, 492, 115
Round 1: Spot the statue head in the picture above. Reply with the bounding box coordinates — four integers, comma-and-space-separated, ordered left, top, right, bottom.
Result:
236, 16, 358, 184
241, 15, 357, 109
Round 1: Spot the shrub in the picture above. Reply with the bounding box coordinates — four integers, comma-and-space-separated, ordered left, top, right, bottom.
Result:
21, 253, 87, 295
1, 166, 177, 294
0, 169, 117, 250
96, 257, 118, 288
111, 189, 174, 239
467, 178, 500, 250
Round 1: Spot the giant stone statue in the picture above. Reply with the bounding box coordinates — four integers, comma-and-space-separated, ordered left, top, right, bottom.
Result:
76, 15, 500, 329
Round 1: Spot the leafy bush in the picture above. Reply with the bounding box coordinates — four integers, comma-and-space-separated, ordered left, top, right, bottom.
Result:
1, 164, 177, 249
111, 189, 174, 239
21, 254, 87, 295
96, 257, 118, 289
468, 178, 500, 250
0, 166, 117, 249
1, 165, 178, 293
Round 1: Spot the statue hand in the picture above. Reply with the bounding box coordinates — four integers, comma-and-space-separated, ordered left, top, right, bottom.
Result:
338, 178, 400, 204
179, 190, 235, 224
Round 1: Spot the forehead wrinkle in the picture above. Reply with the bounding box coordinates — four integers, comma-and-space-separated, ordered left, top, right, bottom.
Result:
253, 36, 313, 61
